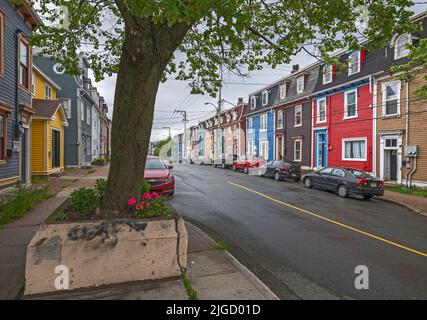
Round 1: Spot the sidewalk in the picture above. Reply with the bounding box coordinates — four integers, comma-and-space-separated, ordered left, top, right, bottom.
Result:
0, 166, 108, 300
381, 190, 427, 217
24, 222, 278, 300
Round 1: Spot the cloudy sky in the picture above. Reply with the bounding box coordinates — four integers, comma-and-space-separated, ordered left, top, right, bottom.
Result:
88, 4, 426, 142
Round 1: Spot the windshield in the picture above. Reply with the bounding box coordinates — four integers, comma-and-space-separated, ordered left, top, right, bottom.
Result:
145, 159, 166, 170
348, 169, 371, 178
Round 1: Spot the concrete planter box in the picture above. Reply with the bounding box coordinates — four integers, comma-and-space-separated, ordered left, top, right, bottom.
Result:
24, 206, 187, 296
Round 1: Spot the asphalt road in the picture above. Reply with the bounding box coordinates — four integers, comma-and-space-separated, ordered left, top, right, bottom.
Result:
170, 163, 427, 300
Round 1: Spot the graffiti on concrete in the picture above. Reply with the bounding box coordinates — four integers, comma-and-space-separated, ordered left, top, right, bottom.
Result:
34, 236, 62, 265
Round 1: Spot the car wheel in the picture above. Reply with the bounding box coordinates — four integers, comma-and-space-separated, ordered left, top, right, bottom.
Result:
244, 165, 248, 174
338, 185, 349, 198
363, 195, 373, 200
274, 171, 281, 181
304, 177, 312, 188
232, 164, 237, 171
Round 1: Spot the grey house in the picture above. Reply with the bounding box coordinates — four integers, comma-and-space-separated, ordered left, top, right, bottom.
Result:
0, 1, 40, 187
272, 64, 319, 168
33, 55, 93, 167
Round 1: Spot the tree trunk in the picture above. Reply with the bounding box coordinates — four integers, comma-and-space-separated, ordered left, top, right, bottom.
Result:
102, 11, 193, 211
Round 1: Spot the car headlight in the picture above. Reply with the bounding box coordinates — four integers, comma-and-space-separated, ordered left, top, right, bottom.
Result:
164, 175, 174, 183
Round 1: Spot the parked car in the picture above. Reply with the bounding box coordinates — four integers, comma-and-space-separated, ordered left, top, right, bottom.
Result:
261, 160, 301, 182
213, 153, 234, 168
194, 155, 212, 165
232, 155, 265, 174
144, 156, 175, 195
302, 167, 384, 199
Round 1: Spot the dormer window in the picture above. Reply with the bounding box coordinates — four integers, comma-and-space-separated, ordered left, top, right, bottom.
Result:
262, 90, 269, 106
296, 76, 305, 93
279, 83, 287, 100
250, 96, 257, 110
323, 65, 333, 84
395, 34, 410, 59
348, 51, 360, 75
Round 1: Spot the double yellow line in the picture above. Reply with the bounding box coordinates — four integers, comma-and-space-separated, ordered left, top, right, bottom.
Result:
228, 181, 427, 258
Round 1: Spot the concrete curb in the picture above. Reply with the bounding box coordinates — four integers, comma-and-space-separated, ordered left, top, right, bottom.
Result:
187, 222, 279, 300
378, 197, 427, 218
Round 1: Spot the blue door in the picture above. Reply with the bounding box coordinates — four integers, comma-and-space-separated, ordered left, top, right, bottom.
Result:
315, 130, 328, 168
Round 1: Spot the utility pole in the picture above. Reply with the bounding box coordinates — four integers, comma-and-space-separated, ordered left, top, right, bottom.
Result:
174, 110, 187, 159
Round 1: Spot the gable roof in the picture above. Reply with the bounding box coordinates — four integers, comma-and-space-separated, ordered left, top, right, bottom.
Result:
32, 99, 69, 126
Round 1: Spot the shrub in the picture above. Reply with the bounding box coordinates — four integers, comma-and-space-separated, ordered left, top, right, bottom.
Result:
141, 179, 151, 194
129, 192, 171, 219
94, 179, 107, 200
70, 187, 98, 215
92, 157, 105, 166
0, 186, 49, 227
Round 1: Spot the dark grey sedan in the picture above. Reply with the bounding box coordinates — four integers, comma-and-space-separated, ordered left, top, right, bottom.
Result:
302, 167, 384, 199
261, 160, 301, 182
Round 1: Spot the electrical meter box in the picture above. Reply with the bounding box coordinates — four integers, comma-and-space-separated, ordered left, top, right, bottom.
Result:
405, 145, 418, 157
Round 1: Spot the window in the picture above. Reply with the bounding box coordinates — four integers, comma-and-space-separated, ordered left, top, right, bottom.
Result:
296, 76, 305, 93
348, 51, 360, 75
395, 34, 410, 59
344, 90, 357, 119
248, 117, 253, 132
343, 138, 366, 161
86, 106, 90, 124
317, 98, 326, 123
262, 90, 269, 106
228, 127, 232, 141
277, 110, 283, 129
250, 96, 257, 110
19, 36, 30, 89
260, 113, 268, 131
247, 140, 254, 155
45, 83, 52, 100
323, 64, 333, 84
385, 138, 397, 148
31, 73, 35, 96
0, 114, 5, 160
383, 82, 400, 116
294, 139, 302, 162
294, 105, 302, 127
0, 12, 3, 76
259, 140, 269, 160
61, 99, 71, 119
279, 83, 287, 100
319, 167, 334, 175
53, 63, 65, 74
332, 168, 345, 177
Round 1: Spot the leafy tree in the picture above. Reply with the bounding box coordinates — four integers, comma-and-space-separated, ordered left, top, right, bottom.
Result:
28, 0, 418, 210
154, 137, 171, 156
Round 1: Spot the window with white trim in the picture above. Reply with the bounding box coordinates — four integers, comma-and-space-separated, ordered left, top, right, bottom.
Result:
277, 110, 283, 129
228, 127, 232, 141
395, 34, 410, 59
45, 83, 52, 100
323, 64, 333, 84
247, 140, 254, 155
260, 113, 268, 131
250, 96, 257, 109
317, 98, 326, 123
294, 139, 302, 162
279, 83, 287, 100
262, 90, 269, 106
259, 140, 269, 160
343, 138, 366, 161
247, 117, 253, 132
296, 76, 305, 93
294, 105, 302, 127
348, 51, 360, 75
344, 89, 357, 119
383, 82, 400, 116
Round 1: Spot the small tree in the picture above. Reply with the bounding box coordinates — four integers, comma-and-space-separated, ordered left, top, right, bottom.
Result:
154, 137, 171, 157
29, 0, 418, 210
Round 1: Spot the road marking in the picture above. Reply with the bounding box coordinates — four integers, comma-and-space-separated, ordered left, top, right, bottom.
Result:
228, 181, 427, 258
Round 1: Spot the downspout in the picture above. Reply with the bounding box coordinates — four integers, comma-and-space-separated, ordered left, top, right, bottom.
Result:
371, 76, 378, 177
405, 79, 416, 187
311, 99, 314, 169
15, 30, 24, 152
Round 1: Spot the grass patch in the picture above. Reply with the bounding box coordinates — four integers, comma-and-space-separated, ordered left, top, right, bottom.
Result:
388, 186, 427, 198
55, 210, 67, 221
180, 273, 198, 300
213, 241, 229, 251
0, 186, 50, 227
31, 175, 49, 185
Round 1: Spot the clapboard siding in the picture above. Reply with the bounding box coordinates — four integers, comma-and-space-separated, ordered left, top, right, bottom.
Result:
0, 1, 32, 183
31, 120, 46, 173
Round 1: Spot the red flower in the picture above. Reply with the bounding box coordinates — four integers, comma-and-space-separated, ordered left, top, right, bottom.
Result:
136, 202, 146, 211
151, 192, 160, 199
142, 193, 152, 200
127, 198, 137, 206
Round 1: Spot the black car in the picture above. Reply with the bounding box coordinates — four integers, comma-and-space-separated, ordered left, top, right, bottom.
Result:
301, 167, 384, 199
262, 160, 301, 182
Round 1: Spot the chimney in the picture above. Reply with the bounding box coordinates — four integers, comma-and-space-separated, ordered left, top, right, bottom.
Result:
237, 97, 244, 106
291, 64, 300, 74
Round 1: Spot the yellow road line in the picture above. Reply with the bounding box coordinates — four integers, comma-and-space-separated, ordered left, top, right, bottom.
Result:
228, 181, 427, 258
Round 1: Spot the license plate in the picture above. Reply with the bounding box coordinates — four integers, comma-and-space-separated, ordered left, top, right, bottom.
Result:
369, 182, 377, 188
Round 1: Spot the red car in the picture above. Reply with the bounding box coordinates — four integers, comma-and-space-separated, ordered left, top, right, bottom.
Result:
144, 156, 175, 195
232, 155, 265, 174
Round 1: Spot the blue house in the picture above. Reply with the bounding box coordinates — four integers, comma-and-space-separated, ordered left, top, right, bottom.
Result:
0, 1, 40, 187
245, 85, 277, 160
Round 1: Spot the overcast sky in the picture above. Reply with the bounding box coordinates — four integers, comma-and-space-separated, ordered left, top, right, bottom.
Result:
88, 4, 426, 142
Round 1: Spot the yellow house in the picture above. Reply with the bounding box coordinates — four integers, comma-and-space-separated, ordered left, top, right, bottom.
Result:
31, 65, 68, 175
